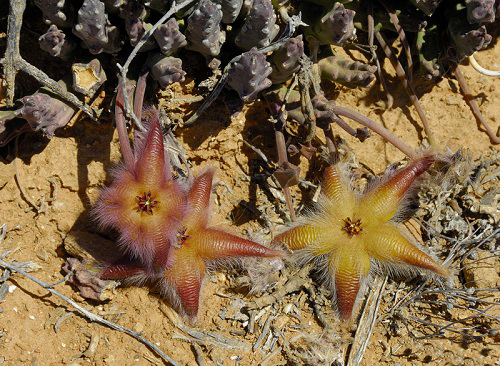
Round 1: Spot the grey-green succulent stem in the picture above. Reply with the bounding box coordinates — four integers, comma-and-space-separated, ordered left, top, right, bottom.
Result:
183, 14, 305, 127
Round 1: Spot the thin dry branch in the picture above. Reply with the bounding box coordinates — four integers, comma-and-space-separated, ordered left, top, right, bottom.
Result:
1, 0, 98, 120
379, 0, 413, 83
346, 275, 388, 366
367, 2, 393, 108
0, 258, 180, 366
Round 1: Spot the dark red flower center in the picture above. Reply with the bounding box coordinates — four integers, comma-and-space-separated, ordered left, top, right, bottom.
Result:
136, 191, 159, 214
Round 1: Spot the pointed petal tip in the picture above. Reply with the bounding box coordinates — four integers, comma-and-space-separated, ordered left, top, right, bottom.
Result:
432, 263, 450, 278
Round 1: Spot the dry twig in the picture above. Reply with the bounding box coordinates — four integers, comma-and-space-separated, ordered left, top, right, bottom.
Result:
0, 257, 180, 365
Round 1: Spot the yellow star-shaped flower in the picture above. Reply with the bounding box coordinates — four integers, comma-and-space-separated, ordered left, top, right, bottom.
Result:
272, 156, 449, 320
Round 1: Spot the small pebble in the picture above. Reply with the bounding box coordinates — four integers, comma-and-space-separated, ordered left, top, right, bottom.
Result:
8, 285, 16, 293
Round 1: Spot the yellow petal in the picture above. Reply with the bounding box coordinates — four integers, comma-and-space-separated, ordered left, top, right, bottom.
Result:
360, 156, 434, 223
328, 247, 371, 320
363, 223, 448, 276
321, 165, 356, 219
273, 224, 322, 251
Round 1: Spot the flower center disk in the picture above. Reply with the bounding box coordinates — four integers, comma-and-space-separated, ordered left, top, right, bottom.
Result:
136, 191, 159, 215
342, 217, 363, 237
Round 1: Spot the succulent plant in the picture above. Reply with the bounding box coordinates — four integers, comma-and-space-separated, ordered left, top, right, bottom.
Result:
71, 59, 107, 97
227, 48, 273, 101
154, 18, 187, 56
185, 0, 226, 58
123, 1, 156, 51
235, 0, 280, 50
16, 92, 76, 138
73, 0, 122, 54
465, 0, 496, 23
213, 0, 244, 23
34, 0, 73, 27
38, 24, 75, 60
448, 17, 492, 58
310, 2, 356, 46
318, 55, 377, 88
410, 0, 445, 16
157, 170, 281, 318
269, 35, 304, 84
148, 54, 186, 88
93, 108, 187, 272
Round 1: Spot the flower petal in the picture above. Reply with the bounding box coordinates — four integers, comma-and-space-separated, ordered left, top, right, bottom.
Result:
165, 250, 206, 318
194, 228, 280, 259
328, 248, 371, 320
273, 224, 322, 251
322, 164, 356, 218
363, 223, 448, 276
361, 156, 434, 223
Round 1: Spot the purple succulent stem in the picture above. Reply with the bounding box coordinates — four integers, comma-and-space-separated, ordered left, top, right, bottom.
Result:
367, 2, 393, 109
275, 116, 296, 222
330, 105, 417, 159
115, 84, 135, 170
379, 0, 413, 83
134, 70, 149, 123
454, 64, 500, 144
375, 31, 436, 149
324, 125, 338, 156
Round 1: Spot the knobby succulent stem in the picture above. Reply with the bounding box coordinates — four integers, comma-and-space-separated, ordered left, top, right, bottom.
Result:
453, 64, 500, 144
330, 105, 417, 159
375, 31, 437, 149
2, 0, 98, 120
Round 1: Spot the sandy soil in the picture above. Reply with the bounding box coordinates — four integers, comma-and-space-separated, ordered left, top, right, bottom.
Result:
0, 42, 498, 365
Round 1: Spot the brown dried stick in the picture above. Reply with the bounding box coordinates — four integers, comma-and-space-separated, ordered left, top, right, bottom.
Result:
453, 64, 500, 144
375, 31, 436, 148
275, 120, 297, 222
1, 0, 98, 120
0, 258, 180, 366
346, 275, 388, 366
